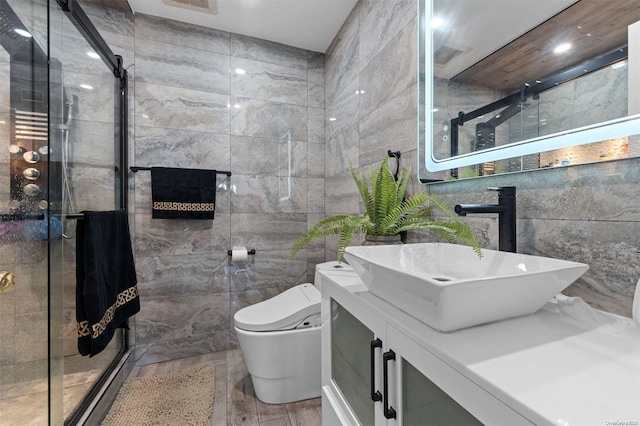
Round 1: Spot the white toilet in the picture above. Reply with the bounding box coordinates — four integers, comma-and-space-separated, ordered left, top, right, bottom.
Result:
233, 283, 321, 404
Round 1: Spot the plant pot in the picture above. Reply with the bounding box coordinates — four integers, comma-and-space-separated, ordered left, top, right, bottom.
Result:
361, 234, 402, 246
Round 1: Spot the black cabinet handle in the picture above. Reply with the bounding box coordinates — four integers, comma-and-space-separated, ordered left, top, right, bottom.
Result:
370, 338, 382, 402
383, 349, 397, 419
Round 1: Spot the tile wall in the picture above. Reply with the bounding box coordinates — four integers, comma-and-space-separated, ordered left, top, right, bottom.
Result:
76, 0, 639, 369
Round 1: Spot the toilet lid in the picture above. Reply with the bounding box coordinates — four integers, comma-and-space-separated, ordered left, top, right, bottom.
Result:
234, 283, 320, 332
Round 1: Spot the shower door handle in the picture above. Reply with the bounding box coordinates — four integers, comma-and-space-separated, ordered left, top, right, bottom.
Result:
370, 338, 382, 402
0, 271, 15, 294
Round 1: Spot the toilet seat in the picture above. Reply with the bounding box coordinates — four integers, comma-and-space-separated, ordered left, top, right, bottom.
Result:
234, 283, 320, 332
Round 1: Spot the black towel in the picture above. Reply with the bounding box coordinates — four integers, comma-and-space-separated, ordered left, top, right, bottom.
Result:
151, 167, 217, 220
76, 210, 139, 357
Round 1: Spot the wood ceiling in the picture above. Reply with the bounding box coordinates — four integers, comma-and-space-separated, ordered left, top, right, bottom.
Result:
452, 0, 640, 92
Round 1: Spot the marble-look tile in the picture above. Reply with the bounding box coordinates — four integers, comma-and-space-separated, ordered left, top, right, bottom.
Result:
135, 125, 231, 171
324, 171, 361, 215
230, 213, 307, 251
326, 77, 361, 141
326, 123, 360, 177
230, 97, 308, 141
67, 119, 118, 165
69, 167, 116, 212
135, 292, 230, 345
135, 253, 229, 299
230, 33, 308, 70
230, 175, 307, 214
308, 107, 325, 144
231, 57, 308, 106
308, 142, 325, 178
574, 65, 628, 124
63, 71, 115, 125
325, 2, 360, 105
14, 312, 48, 364
134, 333, 231, 366
359, 0, 415, 71
308, 71, 325, 109
98, 30, 135, 70
134, 213, 231, 257
359, 86, 416, 166
305, 214, 327, 250
307, 177, 325, 214
135, 82, 230, 133
134, 13, 230, 55
520, 218, 639, 317
0, 315, 15, 366
230, 249, 307, 290
135, 38, 230, 95
359, 16, 416, 118
230, 135, 307, 177
307, 51, 325, 72
78, 1, 134, 36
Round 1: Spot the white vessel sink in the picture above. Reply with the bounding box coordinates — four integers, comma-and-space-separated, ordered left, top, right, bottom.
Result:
343, 243, 589, 332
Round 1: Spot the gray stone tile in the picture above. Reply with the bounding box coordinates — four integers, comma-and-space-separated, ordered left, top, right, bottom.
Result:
230, 136, 307, 177
134, 125, 231, 171
326, 78, 361, 141
307, 51, 325, 72
230, 33, 308, 70
308, 178, 325, 213
326, 123, 359, 177
359, 85, 416, 166
79, 1, 134, 36
359, 0, 415, 70
134, 13, 230, 55
230, 175, 307, 214
134, 333, 231, 365
326, 2, 360, 105
308, 106, 325, 143
308, 142, 325, 178
308, 71, 325, 109
135, 292, 230, 345
324, 171, 361, 215
231, 57, 308, 106
230, 97, 307, 141
230, 213, 307, 251
359, 15, 416, 118
135, 38, 230, 94
134, 213, 231, 258
135, 82, 230, 133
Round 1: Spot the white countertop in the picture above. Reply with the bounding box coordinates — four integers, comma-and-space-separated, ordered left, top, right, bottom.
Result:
318, 265, 640, 426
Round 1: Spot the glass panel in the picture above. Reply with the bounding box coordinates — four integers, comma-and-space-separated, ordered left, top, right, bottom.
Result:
403, 359, 482, 426
331, 299, 374, 425
49, 3, 122, 423
0, 0, 52, 423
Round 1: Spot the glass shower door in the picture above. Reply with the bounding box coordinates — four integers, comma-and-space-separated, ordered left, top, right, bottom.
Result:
0, 0, 127, 424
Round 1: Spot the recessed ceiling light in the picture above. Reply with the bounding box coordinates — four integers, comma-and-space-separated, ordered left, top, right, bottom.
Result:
235, 68, 246, 75
80, 84, 94, 90
15, 29, 32, 38
87, 51, 100, 59
554, 43, 572, 54
430, 17, 444, 29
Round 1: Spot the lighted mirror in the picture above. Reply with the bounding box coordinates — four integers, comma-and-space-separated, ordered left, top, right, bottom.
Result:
418, 0, 640, 179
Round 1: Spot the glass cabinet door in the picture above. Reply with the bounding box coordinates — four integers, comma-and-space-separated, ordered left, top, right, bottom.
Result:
331, 299, 376, 426
402, 359, 482, 425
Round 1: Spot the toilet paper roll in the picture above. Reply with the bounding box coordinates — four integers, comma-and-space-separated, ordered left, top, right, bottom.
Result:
231, 247, 248, 262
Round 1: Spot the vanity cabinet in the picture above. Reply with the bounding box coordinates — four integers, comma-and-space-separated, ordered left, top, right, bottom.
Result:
320, 273, 532, 426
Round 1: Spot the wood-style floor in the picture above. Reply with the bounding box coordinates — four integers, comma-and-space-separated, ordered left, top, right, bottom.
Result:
127, 349, 322, 426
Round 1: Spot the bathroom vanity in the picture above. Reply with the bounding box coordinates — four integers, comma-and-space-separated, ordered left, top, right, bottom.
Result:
317, 262, 640, 425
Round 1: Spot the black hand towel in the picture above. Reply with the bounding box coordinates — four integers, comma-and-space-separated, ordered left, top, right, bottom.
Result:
76, 210, 139, 357
151, 167, 217, 219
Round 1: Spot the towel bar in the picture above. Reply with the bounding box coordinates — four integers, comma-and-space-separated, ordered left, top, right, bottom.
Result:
130, 166, 232, 176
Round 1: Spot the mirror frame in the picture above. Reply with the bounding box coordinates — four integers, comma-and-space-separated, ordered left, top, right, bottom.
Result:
420, 0, 640, 173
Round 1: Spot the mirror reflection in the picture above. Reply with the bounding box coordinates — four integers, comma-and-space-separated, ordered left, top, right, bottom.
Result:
419, 0, 640, 179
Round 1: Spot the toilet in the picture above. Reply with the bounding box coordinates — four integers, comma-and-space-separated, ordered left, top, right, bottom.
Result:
233, 283, 321, 404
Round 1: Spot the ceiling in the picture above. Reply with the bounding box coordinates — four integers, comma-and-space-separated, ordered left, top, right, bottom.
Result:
124, 0, 358, 53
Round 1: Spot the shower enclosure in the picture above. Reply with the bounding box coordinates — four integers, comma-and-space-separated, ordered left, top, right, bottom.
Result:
0, 0, 129, 424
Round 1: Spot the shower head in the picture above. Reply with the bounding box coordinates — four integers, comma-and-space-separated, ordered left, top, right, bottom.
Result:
62, 86, 74, 126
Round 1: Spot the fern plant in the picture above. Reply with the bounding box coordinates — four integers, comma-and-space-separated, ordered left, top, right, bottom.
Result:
289, 157, 481, 261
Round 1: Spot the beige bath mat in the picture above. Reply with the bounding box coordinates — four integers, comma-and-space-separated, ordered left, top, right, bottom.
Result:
102, 363, 215, 426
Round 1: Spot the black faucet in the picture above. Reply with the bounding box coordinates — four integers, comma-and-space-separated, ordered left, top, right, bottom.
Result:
454, 186, 517, 252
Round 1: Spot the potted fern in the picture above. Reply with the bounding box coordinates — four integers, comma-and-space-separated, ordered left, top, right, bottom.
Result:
289, 157, 481, 261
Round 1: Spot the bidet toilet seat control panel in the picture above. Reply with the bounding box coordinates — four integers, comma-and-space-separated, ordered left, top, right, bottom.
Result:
234, 283, 320, 332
